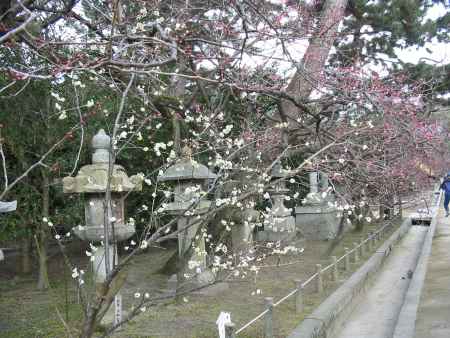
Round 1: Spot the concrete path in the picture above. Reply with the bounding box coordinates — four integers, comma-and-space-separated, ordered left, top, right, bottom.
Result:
334, 226, 428, 338
414, 210, 450, 338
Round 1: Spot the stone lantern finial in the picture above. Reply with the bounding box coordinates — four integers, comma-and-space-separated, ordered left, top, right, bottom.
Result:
181, 145, 192, 160
92, 129, 111, 164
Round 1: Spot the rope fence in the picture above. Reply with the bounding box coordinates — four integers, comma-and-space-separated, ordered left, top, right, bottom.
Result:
226, 219, 397, 337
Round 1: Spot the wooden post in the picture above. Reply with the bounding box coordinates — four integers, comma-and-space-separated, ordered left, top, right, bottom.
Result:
225, 322, 236, 338
264, 297, 274, 338
344, 247, 350, 271
332, 256, 339, 281
295, 280, 304, 313
316, 264, 323, 293
353, 242, 359, 263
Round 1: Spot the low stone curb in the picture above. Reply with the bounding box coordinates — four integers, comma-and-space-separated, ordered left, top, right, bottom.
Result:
392, 199, 441, 338
287, 217, 412, 338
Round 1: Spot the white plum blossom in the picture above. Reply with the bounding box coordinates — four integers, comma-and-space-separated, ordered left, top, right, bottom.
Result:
71, 268, 79, 279
140, 240, 148, 249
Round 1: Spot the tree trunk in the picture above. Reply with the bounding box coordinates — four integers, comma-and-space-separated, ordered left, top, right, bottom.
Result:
21, 235, 32, 274
280, 0, 348, 123
37, 169, 50, 290
169, 64, 187, 154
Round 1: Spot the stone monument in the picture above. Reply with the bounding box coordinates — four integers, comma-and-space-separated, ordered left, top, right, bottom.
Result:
295, 171, 340, 240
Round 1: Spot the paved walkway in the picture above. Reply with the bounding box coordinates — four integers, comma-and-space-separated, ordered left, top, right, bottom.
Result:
414, 209, 450, 338
334, 226, 428, 338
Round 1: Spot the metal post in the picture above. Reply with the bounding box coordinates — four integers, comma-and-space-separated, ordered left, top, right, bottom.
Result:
225, 322, 236, 338
295, 280, 304, 313
316, 264, 323, 293
368, 232, 373, 250
353, 242, 359, 263
332, 256, 339, 281
264, 297, 274, 338
344, 247, 350, 271
361, 238, 365, 256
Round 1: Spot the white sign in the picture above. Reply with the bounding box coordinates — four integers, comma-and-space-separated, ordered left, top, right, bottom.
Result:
114, 294, 122, 327
0, 200, 17, 213
216, 311, 231, 338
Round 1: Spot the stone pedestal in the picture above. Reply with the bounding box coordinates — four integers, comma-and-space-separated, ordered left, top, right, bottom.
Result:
231, 207, 258, 253
255, 162, 296, 242
295, 171, 340, 240
295, 204, 341, 240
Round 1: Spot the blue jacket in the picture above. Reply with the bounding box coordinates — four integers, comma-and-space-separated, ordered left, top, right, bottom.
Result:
441, 178, 450, 195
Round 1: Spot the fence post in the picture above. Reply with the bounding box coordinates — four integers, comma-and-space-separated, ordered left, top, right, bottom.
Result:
294, 280, 304, 313
332, 256, 339, 281
368, 232, 373, 250
353, 242, 359, 263
344, 247, 350, 271
316, 264, 323, 293
264, 297, 274, 338
361, 238, 365, 256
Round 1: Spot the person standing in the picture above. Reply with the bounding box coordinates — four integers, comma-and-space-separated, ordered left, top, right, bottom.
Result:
440, 174, 450, 217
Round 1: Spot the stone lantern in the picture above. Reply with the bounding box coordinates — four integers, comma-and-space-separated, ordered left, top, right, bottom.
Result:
62, 129, 142, 286
157, 146, 217, 290
255, 162, 296, 241
295, 171, 340, 240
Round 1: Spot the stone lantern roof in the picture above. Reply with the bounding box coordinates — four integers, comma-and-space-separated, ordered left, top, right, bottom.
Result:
271, 162, 288, 179
63, 129, 143, 194
269, 162, 290, 194
157, 146, 217, 182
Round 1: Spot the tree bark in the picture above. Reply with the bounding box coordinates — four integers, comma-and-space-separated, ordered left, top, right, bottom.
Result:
21, 235, 32, 274
37, 169, 50, 290
280, 0, 348, 123
169, 65, 187, 154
